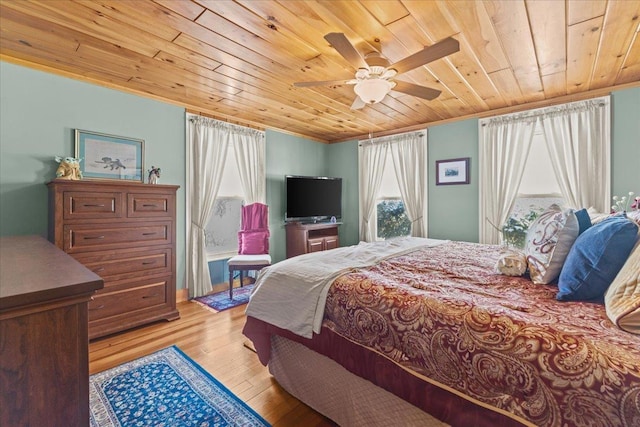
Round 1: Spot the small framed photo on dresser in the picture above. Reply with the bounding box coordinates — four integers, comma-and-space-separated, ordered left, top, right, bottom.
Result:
75, 129, 144, 182
436, 157, 470, 185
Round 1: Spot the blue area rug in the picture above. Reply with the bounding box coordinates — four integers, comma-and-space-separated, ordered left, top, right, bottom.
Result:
194, 284, 255, 312
89, 346, 270, 427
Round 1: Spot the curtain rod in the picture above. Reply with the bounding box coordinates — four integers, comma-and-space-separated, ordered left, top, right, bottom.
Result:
359, 129, 425, 146
480, 96, 609, 126
186, 111, 265, 133
187, 114, 265, 136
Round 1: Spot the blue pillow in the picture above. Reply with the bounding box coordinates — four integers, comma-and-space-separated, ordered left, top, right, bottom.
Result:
557, 216, 638, 302
574, 208, 592, 235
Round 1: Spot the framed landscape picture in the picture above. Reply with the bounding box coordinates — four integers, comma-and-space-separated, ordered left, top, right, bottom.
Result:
436, 157, 470, 185
75, 129, 144, 182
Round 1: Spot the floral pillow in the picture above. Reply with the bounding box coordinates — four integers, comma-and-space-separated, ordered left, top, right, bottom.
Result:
524, 204, 579, 284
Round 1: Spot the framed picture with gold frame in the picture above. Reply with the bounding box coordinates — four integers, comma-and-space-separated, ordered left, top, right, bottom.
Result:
75, 129, 144, 182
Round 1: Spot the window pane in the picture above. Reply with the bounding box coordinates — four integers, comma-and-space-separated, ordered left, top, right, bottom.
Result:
217, 146, 244, 198
503, 196, 564, 248
205, 197, 243, 258
503, 124, 566, 249
378, 154, 401, 198
205, 143, 244, 259
519, 126, 561, 195
376, 199, 411, 240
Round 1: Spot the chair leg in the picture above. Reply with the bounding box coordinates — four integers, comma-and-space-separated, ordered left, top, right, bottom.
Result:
229, 267, 234, 300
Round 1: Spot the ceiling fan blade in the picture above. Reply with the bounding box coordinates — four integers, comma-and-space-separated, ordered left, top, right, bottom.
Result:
392, 81, 441, 100
324, 32, 369, 70
389, 37, 459, 75
294, 79, 354, 87
350, 96, 366, 110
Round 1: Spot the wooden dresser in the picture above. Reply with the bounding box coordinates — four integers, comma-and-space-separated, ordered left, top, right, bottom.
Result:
0, 235, 103, 427
48, 179, 180, 339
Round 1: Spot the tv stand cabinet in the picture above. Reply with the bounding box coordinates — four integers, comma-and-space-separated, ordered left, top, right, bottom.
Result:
286, 222, 339, 258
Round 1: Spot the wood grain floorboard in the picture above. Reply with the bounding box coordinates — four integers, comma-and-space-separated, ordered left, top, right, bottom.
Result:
88, 301, 335, 426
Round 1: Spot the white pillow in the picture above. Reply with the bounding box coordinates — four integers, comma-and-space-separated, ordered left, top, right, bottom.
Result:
525, 204, 579, 284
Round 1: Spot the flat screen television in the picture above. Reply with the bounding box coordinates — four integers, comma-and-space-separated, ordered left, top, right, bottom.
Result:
285, 175, 342, 223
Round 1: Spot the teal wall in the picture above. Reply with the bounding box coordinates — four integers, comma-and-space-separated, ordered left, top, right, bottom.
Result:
2, 60, 638, 284
265, 129, 328, 262
264, 132, 360, 262
327, 140, 359, 247
0, 61, 187, 288
421, 87, 640, 243
611, 87, 640, 197
0, 61, 357, 284
427, 119, 480, 242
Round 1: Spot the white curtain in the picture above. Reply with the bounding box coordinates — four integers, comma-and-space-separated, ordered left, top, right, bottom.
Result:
233, 129, 266, 204
539, 96, 611, 212
389, 132, 428, 237
358, 140, 388, 242
479, 115, 537, 244
187, 116, 230, 298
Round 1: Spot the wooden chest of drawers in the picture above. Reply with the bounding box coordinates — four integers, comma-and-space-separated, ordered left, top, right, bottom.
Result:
48, 180, 180, 339
1, 236, 103, 426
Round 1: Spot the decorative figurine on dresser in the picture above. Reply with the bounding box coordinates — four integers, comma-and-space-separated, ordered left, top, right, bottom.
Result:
54, 156, 83, 180
47, 179, 180, 339
148, 166, 161, 184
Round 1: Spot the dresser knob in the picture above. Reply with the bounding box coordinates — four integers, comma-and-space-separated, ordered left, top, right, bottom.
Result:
84, 235, 105, 240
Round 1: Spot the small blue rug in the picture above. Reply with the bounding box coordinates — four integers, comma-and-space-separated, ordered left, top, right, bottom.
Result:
89, 346, 270, 427
194, 284, 255, 312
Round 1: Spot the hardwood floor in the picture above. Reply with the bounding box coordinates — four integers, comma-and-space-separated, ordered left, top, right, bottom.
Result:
88, 300, 335, 426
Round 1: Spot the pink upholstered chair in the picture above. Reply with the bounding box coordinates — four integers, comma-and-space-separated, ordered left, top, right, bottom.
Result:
227, 203, 271, 299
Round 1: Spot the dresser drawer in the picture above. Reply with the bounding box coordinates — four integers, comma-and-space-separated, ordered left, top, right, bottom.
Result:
88, 280, 167, 321
128, 193, 175, 218
64, 222, 171, 252
63, 191, 124, 220
72, 248, 171, 279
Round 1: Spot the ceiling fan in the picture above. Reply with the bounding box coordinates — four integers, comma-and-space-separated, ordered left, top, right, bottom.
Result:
294, 33, 459, 110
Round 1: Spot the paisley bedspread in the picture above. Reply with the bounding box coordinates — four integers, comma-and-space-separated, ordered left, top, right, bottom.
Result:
244, 240, 640, 426
320, 241, 640, 427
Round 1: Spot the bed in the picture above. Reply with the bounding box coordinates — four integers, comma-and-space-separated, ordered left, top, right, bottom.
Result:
243, 235, 640, 427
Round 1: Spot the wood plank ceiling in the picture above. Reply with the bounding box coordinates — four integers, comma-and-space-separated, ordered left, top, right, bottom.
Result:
1, 0, 639, 143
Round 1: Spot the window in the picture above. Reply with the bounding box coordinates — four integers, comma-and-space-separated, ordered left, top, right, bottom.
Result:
375, 154, 410, 240
503, 124, 565, 248
377, 199, 411, 239
204, 145, 244, 260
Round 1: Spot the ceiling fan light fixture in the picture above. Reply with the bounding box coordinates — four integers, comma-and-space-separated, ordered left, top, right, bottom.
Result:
355, 68, 370, 79
354, 79, 393, 104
